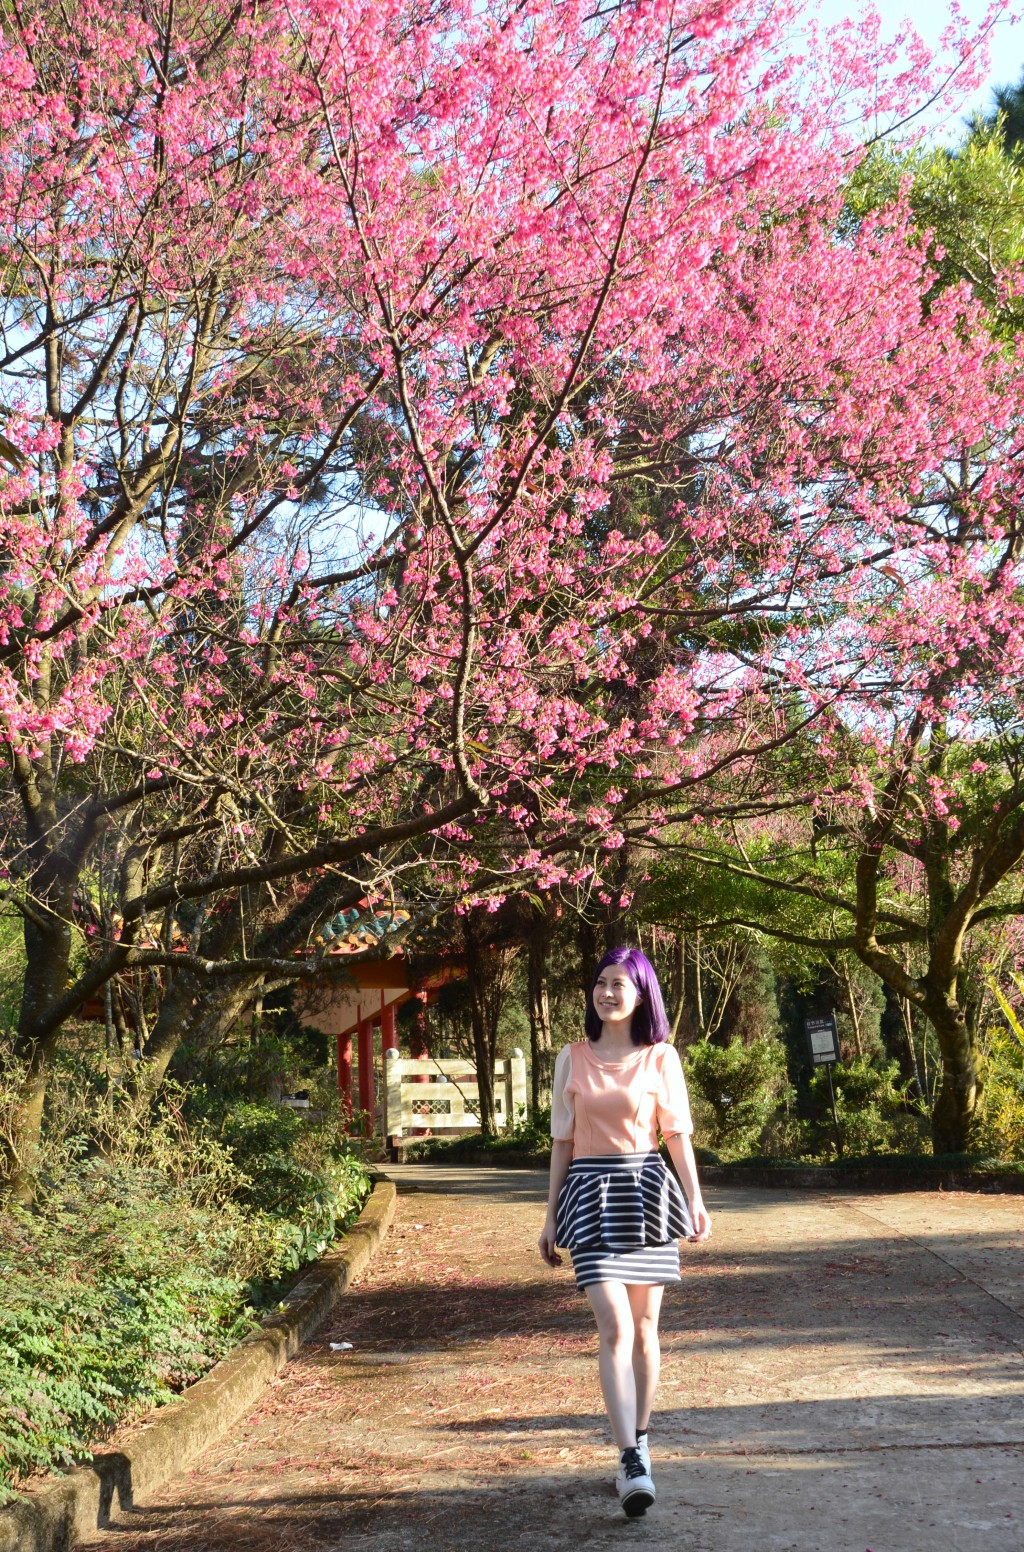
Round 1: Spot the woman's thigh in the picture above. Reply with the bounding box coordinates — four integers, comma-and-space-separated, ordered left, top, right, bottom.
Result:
585, 1279, 635, 1343
625, 1281, 664, 1333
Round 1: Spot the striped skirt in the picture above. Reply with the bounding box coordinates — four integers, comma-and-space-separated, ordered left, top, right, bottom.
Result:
555, 1152, 693, 1290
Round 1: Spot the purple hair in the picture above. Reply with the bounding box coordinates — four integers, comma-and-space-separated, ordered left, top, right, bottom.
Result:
585, 946, 670, 1046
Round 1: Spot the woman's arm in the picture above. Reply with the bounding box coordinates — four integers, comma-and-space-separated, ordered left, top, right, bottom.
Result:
539, 1139, 573, 1266
539, 1046, 574, 1267
664, 1131, 712, 1242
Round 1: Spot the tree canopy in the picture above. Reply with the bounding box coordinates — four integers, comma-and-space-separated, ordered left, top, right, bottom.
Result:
0, 0, 1019, 1191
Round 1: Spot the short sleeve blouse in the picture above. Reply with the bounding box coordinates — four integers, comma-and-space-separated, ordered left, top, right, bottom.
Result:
550, 1045, 576, 1142
550, 1040, 693, 1156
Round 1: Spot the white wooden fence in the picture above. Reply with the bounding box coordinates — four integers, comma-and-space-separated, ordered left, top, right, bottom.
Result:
383, 1051, 528, 1139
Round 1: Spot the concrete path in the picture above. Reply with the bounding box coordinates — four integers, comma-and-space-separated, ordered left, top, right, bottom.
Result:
87, 1168, 1024, 1552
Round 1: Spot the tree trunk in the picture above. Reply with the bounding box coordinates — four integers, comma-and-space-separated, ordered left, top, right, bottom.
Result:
860, 938, 979, 1152
468, 995, 496, 1135
128, 889, 256, 1098
465, 926, 497, 1135
2, 883, 76, 1203
123, 964, 262, 1114
1, 1044, 50, 1205
903, 998, 924, 1099
669, 934, 685, 1042
838, 958, 864, 1060
472, 1020, 496, 1135
577, 916, 599, 1004
694, 931, 705, 1037
527, 916, 553, 1115
601, 845, 631, 952
129, 973, 203, 1096
921, 990, 980, 1153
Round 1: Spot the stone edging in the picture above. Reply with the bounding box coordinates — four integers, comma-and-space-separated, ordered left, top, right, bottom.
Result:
0, 1178, 397, 1552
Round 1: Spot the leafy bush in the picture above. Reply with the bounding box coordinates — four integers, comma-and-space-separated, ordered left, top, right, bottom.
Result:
403, 1124, 550, 1165
0, 1160, 257, 1491
754, 1110, 808, 1161
684, 1037, 793, 1157
215, 1100, 371, 1281
220, 1098, 303, 1162
0, 1086, 370, 1502
975, 1026, 1024, 1159
801, 1057, 910, 1157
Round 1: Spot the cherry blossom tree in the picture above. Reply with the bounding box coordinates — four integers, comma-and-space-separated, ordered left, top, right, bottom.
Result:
643, 111, 1024, 1156
0, 0, 1005, 1194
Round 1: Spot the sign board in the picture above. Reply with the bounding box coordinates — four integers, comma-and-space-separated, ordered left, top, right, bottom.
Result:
804, 1014, 840, 1066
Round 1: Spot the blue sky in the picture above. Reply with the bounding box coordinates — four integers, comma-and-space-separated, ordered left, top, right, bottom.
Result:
814, 0, 1022, 138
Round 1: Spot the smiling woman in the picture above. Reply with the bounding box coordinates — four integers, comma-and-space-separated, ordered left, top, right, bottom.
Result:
537, 947, 710, 1518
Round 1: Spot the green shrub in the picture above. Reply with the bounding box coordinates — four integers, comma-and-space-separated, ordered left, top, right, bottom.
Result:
403, 1126, 550, 1165
220, 1099, 302, 1164
801, 1057, 910, 1157
975, 1026, 1024, 1159
0, 1160, 257, 1496
213, 1100, 370, 1281
754, 1110, 807, 1161
0, 1087, 370, 1502
684, 1037, 793, 1157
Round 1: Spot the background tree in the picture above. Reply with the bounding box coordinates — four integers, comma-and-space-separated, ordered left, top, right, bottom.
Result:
985, 66, 1024, 153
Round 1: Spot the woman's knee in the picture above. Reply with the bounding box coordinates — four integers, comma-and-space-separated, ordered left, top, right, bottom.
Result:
598, 1314, 634, 1353
632, 1312, 660, 1356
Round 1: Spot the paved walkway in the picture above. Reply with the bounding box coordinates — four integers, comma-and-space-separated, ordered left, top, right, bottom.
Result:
88, 1168, 1024, 1552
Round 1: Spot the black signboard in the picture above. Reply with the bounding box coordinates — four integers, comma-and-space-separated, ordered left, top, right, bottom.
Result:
804, 1014, 840, 1067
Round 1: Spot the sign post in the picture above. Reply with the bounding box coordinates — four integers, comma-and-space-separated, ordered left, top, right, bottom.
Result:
804, 1014, 842, 1157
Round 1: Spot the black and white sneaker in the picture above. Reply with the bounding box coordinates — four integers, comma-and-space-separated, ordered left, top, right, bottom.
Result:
615, 1446, 656, 1517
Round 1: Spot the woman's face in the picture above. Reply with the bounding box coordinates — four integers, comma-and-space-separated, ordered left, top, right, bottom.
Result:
593, 965, 642, 1026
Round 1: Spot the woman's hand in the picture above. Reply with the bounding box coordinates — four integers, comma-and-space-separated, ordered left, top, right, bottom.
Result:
686, 1202, 712, 1243
538, 1217, 563, 1267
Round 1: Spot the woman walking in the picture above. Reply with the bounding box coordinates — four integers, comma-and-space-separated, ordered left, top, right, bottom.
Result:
538, 946, 712, 1517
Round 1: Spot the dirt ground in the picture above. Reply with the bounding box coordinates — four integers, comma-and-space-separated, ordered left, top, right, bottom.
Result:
83, 1166, 1024, 1552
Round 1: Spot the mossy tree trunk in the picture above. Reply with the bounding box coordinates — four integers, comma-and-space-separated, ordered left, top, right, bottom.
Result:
465, 923, 497, 1136
527, 910, 553, 1116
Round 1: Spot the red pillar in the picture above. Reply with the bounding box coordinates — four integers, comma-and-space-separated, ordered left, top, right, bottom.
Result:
357, 1014, 376, 1133
336, 1031, 353, 1123
409, 995, 430, 1061
381, 998, 398, 1055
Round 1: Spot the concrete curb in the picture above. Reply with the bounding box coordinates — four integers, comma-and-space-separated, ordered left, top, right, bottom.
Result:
0, 1178, 397, 1552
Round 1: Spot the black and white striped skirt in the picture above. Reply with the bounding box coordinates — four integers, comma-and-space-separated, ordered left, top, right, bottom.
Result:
555, 1152, 693, 1290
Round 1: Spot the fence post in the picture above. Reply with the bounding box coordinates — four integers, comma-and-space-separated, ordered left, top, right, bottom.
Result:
385, 1049, 403, 1140
508, 1048, 527, 1124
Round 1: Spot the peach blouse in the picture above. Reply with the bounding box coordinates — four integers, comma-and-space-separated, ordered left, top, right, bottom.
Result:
550, 1040, 693, 1158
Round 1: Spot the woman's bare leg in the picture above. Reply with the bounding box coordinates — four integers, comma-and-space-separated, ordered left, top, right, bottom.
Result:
585, 1281, 637, 1450
626, 1282, 664, 1433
